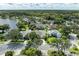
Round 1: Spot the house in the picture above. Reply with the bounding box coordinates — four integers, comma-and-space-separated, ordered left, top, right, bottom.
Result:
0, 30, 6, 33
35, 23, 46, 30
20, 30, 32, 37
23, 17, 31, 23
69, 33, 77, 40
0, 30, 2, 33
48, 30, 62, 38
48, 23, 57, 30
35, 30, 46, 38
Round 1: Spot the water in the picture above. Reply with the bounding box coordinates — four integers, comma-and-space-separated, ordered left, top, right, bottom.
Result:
0, 18, 24, 55
0, 43, 26, 55
7, 43, 25, 50
0, 44, 8, 55
0, 18, 17, 29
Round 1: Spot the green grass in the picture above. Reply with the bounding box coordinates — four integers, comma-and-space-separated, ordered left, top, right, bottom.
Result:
25, 25, 29, 30
47, 37, 57, 44
69, 47, 79, 55
0, 39, 7, 44
11, 39, 24, 43
77, 40, 79, 45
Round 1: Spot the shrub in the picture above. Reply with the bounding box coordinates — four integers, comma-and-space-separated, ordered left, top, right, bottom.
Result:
69, 47, 79, 55
47, 37, 57, 44
20, 47, 42, 56
5, 51, 14, 56
47, 50, 66, 56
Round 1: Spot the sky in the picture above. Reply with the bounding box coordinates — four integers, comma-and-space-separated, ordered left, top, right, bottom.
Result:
0, 3, 79, 10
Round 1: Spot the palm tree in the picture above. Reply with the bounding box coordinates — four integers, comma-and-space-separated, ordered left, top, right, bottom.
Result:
44, 25, 49, 40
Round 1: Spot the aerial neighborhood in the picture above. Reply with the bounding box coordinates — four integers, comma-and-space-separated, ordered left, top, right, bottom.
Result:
0, 10, 79, 56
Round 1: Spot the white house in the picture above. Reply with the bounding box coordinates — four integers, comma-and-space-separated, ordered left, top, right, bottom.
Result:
0, 30, 2, 33
69, 33, 77, 40
48, 30, 62, 38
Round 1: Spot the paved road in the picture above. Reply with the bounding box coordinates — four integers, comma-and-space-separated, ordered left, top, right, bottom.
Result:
38, 39, 53, 56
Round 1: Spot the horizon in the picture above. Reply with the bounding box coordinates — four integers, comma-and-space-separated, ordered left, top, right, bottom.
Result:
0, 3, 79, 10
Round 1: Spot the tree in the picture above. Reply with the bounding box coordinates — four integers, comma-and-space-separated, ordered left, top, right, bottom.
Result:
27, 40, 33, 47
47, 37, 61, 51
0, 24, 10, 33
24, 31, 40, 40
0, 34, 4, 39
29, 24, 36, 30
47, 37, 70, 52
5, 29, 23, 41
77, 34, 79, 39
3, 24, 10, 31
60, 26, 71, 37
21, 47, 42, 56
16, 21, 28, 31
1, 14, 7, 19
24, 31, 42, 47
5, 51, 14, 56
17, 22, 25, 31
47, 50, 66, 56
60, 38, 71, 52
0, 34, 5, 41
69, 46, 79, 55
44, 25, 49, 40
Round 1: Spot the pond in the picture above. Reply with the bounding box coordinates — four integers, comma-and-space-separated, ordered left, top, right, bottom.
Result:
0, 43, 26, 55
0, 18, 17, 29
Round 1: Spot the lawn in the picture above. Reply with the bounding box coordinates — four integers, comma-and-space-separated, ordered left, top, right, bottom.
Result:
10, 39, 25, 44
0, 39, 7, 44
47, 37, 57, 44
69, 47, 79, 55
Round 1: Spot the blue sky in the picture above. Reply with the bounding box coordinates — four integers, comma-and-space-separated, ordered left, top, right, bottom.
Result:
0, 3, 79, 10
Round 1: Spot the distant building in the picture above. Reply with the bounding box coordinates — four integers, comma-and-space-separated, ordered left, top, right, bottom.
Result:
69, 33, 77, 40
24, 17, 31, 23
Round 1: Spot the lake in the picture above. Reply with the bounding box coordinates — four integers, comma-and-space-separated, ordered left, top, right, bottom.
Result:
0, 18, 17, 29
